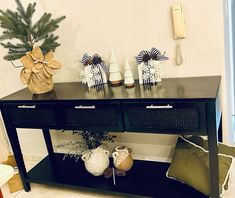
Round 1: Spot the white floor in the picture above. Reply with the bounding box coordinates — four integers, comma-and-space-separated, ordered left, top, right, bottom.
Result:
2, 160, 235, 198
2, 183, 145, 198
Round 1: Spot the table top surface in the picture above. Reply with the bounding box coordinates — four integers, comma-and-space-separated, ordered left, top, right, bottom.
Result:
1, 76, 221, 101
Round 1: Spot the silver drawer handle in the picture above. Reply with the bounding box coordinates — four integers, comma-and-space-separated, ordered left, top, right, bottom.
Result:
146, 104, 173, 109
74, 105, 96, 109
17, 105, 36, 109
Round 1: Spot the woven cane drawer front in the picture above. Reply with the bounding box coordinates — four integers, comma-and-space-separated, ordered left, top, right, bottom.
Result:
59, 102, 124, 131
122, 102, 206, 133
4, 103, 56, 128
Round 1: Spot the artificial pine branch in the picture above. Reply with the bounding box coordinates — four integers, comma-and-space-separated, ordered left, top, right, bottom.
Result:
15, 0, 26, 17
25, 2, 36, 26
0, 0, 65, 61
4, 53, 26, 61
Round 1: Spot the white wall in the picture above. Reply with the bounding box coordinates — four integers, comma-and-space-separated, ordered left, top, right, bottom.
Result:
0, 0, 226, 161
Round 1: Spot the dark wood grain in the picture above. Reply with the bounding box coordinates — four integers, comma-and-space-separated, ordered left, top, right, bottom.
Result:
1, 76, 221, 101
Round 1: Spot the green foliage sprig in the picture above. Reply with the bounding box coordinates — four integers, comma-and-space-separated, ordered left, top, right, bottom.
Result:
73, 130, 117, 150
0, 0, 65, 61
57, 130, 116, 152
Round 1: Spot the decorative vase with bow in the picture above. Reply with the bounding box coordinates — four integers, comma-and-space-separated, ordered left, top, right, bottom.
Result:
82, 146, 110, 176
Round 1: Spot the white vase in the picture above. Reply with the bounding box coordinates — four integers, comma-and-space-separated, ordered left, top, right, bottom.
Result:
81, 146, 110, 176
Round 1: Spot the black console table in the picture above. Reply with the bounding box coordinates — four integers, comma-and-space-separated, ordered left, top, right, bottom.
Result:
0, 76, 221, 198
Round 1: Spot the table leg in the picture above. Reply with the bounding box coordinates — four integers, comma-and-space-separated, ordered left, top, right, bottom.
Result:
5, 127, 30, 192
218, 115, 222, 142
207, 101, 220, 198
42, 129, 54, 155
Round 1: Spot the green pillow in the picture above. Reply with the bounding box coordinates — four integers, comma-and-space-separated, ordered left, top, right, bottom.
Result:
186, 136, 235, 190
166, 136, 233, 197
185, 136, 235, 158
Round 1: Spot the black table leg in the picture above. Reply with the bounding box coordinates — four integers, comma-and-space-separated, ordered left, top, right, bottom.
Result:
218, 116, 222, 142
207, 101, 220, 198
42, 129, 54, 155
5, 126, 31, 192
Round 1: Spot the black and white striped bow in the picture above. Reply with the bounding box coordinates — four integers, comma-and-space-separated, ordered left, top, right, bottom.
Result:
92, 54, 109, 72
135, 47, 169, 65
81, 53, 92, 65
81, 53, 108, 72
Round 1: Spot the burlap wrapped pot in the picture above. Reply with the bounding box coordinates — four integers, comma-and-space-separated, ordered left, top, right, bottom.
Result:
20, 46, 62, 94
27, 73, 54, 94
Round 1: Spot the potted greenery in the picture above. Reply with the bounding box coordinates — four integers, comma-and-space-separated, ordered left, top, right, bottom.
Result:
0, 0, 65, 94
57, 130, 116, 176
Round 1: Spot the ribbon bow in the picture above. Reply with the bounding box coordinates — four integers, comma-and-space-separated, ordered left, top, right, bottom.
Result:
81, 53, 108, 72
135, 47, 169, 65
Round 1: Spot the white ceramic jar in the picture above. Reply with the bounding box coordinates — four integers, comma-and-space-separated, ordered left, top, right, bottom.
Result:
82, 146, 110, 176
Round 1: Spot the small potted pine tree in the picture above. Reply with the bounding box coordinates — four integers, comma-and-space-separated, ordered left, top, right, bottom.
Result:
0, 0, 65, 94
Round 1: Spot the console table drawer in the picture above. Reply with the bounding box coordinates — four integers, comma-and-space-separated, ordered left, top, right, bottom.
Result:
3, 103, 56, 128
58, 102, 124, 131
122, 102, 206, 133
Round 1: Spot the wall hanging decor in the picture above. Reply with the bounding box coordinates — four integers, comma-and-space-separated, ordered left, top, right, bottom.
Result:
171, 4, 186, 65
109, 50, 123, 87
80, 53, 108, 87
0, 0, 65, 94
136, 47, 169, 84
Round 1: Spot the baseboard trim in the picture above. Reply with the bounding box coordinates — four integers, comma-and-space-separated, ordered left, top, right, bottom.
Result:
23, 143, 173, 164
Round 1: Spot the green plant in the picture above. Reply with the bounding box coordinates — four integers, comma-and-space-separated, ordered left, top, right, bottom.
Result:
57, 130, 116, 155
74, 130, 116, 150
0, 0, 65, 61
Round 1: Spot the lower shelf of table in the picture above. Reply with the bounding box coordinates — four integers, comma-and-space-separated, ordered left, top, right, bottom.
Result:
26, 153, 207, 198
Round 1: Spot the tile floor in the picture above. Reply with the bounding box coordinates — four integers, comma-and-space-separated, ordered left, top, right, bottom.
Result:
2, 160, 235, 198
11, 184, 135, 198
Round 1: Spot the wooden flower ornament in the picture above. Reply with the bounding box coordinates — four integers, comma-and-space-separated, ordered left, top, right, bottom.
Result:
20, 46, 62, 94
